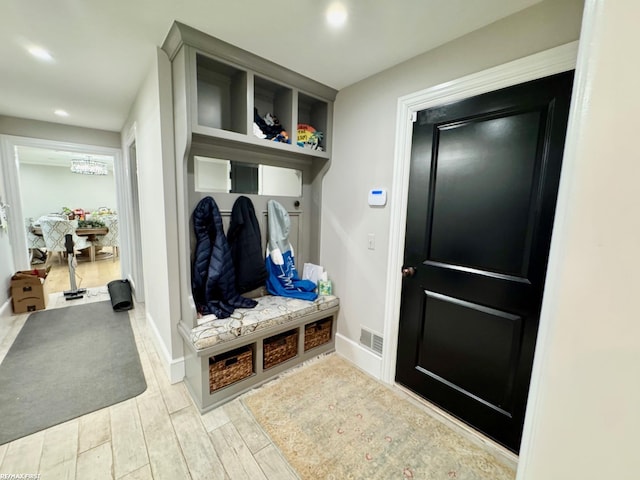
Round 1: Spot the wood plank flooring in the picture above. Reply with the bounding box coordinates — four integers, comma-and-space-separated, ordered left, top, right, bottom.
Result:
34, 246, 121, 295
0, 289, 299, 479
0, 265, 517, 478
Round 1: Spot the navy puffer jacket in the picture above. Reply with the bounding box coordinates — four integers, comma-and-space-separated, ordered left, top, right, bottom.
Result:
191, 196, 257, 317
227, 196, 268, 293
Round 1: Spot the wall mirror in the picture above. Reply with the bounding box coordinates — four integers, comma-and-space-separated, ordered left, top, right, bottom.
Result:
194, 156, 302, 197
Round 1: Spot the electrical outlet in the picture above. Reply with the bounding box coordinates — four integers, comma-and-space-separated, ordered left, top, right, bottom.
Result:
367, 233, 375, 250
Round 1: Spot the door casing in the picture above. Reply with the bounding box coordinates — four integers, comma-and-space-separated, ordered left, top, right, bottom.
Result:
0, 134, 138, 294
381, 42, 578, 386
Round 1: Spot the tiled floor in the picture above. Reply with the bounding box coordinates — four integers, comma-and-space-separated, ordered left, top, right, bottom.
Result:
0, 290, 299, 479
0, 281, 517, 479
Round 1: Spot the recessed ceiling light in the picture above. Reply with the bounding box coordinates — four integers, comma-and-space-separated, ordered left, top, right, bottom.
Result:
27, 46, 54, 62
54, 109, 69, 117
326, 2, 348, 28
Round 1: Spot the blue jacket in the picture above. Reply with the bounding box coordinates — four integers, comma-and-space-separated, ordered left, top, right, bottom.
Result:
266, 249, 317, 301
191, 196, 256, 317
265, 200, 317, 301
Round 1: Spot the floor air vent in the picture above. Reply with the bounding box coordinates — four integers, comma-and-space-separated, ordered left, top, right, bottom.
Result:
360, 327, 383, 356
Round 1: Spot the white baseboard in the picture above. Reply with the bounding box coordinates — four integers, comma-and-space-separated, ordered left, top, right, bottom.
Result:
169, 357, 185, 384
335, 333, 383, 380
0, 298, 12, 319
145, 311, 185, 384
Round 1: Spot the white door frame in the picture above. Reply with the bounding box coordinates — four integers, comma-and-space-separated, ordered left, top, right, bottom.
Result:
0, 134, 124, 272
121, 123, 145, 302
380, 41, 579, 384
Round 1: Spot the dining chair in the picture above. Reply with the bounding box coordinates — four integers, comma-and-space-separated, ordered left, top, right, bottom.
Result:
93, 215, 119, 261
40, 217, 94, 264
25, 218, 47, 263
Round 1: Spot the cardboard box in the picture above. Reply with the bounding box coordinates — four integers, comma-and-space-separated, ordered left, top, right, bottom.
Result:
11, 267, 50, 314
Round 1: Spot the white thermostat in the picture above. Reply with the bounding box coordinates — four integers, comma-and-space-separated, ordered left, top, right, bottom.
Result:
368, 188, 387, 206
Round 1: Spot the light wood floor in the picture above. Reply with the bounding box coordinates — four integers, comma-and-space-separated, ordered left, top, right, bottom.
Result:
34, 247, 121, 295
2, 266, 517, 478
0, 289, 299, 479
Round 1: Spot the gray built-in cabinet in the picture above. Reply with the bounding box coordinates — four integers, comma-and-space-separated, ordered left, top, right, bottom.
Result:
162, 21, 334, 157
161, 22, 338, 411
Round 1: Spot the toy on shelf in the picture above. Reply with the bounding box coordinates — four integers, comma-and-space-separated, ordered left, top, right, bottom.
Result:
297, 123, 324, 151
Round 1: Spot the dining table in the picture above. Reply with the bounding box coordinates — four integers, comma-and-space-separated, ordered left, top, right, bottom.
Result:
31, 224, 110, 263
31, 225, 108, 241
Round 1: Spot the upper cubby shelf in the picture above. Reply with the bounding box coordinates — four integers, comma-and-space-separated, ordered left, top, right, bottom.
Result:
196, 54, 247, 134
162, 22, 337, 159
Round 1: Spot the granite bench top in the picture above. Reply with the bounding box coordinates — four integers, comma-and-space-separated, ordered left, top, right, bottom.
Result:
190, 295, 339, 351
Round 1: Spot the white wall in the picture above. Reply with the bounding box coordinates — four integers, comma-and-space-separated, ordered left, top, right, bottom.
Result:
517, 1, 640, 478
121, 47, 182, 382
322, 0, 585, 375
18, 163, 117, 220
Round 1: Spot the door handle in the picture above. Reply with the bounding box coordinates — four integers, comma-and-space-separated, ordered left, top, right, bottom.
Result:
401, 266, 416, 278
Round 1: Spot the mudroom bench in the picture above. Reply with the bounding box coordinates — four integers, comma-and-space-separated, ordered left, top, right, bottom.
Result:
178, 294, 339, 413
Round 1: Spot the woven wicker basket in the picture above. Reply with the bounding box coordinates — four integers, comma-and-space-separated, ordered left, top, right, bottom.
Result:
304, 318, 332, 351
209, 346, 253, 393
263, 329, 298, 369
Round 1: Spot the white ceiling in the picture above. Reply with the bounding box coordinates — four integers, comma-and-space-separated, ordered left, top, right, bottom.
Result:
17, 146, 114, 170
0, 0, 541, 132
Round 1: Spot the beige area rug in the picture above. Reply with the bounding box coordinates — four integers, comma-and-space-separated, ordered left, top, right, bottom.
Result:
243, 354, 515, 480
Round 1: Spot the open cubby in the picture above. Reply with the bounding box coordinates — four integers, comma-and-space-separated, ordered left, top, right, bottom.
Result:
165, 22, 335, 161
253, 76, 293, 143
196, 53, 247, 134
297, 93, 329, 151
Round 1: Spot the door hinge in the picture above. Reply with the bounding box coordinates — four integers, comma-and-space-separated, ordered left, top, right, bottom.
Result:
410, 111, 417, 123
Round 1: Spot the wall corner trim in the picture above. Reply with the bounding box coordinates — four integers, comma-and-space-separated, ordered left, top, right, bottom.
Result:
145, 311, 185, 384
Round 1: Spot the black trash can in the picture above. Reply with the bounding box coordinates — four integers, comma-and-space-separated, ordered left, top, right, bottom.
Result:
107, 279, 133, 312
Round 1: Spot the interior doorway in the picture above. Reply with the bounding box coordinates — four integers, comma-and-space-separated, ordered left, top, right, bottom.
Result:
396, 71, 574, 452
379, 42, 579, 456
1, 135, 129, 298
126, 140, 145, 302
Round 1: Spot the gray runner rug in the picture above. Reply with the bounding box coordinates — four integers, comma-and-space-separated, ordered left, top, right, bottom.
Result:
0, 301, 147, 445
